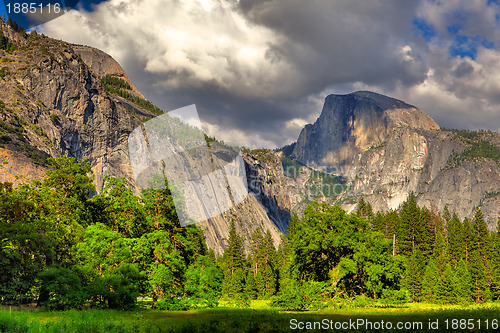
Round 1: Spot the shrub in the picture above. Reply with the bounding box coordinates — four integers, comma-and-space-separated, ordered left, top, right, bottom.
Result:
38, 267, 85, 310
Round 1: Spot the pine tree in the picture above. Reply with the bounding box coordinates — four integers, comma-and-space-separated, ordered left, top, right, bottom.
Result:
447, 213, 464, 267
418, 207, 434, 257
469, 250, 488, 302
356, 197, 374, 225
245, 271, 258, 299
455, 259, 472, 303
399, 194, 421, 256
262, 230, 277, 296
422, 259, 440, 302
0, 30, 6, 50
432, 232, 448, 271
442, 206, 452, 225
276, 233, 291, 294
386, 209, 400, 242
250, 228, 264, 276
471, 208, 489, 257
221, 221, 246, 297
373, 211, 385, 236
492, 217, 500, 300
436, 264, 457, 304
404, 251, 425, 302
462, 218, 474, 264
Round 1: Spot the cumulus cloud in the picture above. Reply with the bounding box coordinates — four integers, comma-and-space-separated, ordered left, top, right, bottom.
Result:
40, 0, 500, 147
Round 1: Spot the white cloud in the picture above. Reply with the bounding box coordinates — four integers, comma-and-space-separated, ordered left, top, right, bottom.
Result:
39, 0, 500, 148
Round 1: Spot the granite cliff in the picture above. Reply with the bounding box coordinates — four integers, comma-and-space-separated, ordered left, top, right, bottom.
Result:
290, 91, 500, 228
2, 20, 498, 253
0, 21, 289, 254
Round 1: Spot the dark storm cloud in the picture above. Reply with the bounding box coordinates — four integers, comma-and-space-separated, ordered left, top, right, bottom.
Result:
236, 0, 428, 92
40, 0, 500, 147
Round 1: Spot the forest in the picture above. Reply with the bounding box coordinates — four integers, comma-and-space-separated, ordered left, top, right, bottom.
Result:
0, 156, 499, 313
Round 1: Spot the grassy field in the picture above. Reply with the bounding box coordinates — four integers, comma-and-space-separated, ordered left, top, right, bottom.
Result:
1, 301, 500, 332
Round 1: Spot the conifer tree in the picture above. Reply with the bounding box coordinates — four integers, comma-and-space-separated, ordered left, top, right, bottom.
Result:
221, 221, 246, 297
442, 206, 452, 225
462, 218, 474, 264
262, 230, 277, 296
418, 207, 434, 256
0, 30, 6, 50
250, 228, 264, 276
432, 231, 448, 271
386, 209, 400, 241
398, 194, 421, 256
447, 213, 464, 267
471, 208, 489, 257
492, 217, 500, 300
455, 259, 472, 303
469, 250, 488, 302
245, 271, 258, 299
436, 264, 457, 304
404, 251, 425, 302
373, 211, 386, 236
356, 197, 374, 225
422, 259, 440, 302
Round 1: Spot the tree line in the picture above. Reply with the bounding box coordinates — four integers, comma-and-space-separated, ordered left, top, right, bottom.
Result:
1, 156, 499, 310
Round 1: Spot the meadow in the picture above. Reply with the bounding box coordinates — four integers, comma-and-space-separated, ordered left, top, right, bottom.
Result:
1, 301, 500, 332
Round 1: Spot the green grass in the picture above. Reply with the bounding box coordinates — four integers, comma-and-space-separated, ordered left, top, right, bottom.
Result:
2, 302, 500, 332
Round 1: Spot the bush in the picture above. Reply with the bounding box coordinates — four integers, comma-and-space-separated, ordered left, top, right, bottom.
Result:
38, 267, 85, 310
84, 263, 141, 310
380, 288, 411, 304
156, 297, 190, 311
271, 280, 329, 311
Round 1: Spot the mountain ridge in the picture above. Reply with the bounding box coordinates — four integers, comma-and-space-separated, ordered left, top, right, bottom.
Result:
289, 91, 499, 228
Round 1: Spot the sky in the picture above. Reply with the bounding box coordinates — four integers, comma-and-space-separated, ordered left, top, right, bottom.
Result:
34, 0, 500, 148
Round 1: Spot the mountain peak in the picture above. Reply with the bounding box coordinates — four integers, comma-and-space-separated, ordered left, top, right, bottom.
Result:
292, 91, 439, 167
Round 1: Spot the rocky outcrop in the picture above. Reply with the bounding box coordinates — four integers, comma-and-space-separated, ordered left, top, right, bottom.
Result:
0, 22, 140, 191
292, 91, 439, 168
0, 23, 290, 254
72, 45, 145, 99
291, 91, 500, 228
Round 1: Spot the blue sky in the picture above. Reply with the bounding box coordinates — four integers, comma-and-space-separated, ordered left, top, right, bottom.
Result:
0, 1, 106, 28
33, 0, 500, 147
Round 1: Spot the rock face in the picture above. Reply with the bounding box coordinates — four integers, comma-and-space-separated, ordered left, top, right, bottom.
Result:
72, 45, 145, 99
0, 21, 141, 191
0, 22, 290, 254
291, 91, 500, 228
292, 91, 439, 168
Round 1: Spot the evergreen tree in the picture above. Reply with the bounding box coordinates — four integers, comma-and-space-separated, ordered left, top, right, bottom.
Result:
418, 207, 434, 256
447, 213, 464, 267
492, 217, 500, 300
373, 211, 385, 236
471, 208, 489, 257
421, 259, 440, 302
432, 232, 448, 271
262, 230, 277, 296
245, 271, 258, 299
221, 221, 246, 297
398, 194, 430, 256
249, 228, 264, 277
442, 206, 452, 225
276, 233, 291, 294
436, 264, 457, 304
462, 218, 474, 264
0, 30, 6, 50
455, 259, 472, 303
404, 251, 425, 302
356, 197, 374, 225
469, 250, 488, 302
